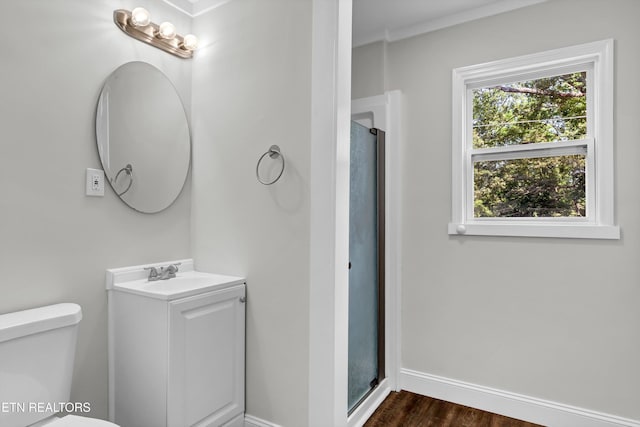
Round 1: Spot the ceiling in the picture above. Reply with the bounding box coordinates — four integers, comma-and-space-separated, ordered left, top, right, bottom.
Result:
352, 0, 547, 47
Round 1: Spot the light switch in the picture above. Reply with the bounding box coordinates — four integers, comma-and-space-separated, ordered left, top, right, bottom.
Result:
86, 168, 104, 197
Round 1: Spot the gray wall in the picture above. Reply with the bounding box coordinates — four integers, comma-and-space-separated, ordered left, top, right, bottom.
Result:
191, 0, 312, 425
353, 0, 640, 420
0, 0, 192, 420
351, 41, 386, 100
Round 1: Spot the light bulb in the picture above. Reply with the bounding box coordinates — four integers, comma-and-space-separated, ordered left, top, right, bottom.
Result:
130, 7, 150, 27
182, 34, 199, 51
157, 22, 177, 40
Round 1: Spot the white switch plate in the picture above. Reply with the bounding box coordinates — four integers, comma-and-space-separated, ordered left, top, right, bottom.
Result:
86, 168, 104, 197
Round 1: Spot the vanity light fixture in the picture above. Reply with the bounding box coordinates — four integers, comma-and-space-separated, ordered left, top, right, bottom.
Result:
113, 8, 198, 59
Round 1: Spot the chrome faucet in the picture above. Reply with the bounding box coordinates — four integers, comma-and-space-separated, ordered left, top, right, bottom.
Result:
159, 263, 180, 280
144, 266, 160, 281
144, 263, 181, 281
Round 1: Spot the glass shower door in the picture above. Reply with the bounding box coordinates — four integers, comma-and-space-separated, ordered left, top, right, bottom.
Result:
348, 121, 385, 413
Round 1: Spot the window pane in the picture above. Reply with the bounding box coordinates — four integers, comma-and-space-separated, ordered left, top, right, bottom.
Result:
473, 154, 586, 218
473, 72, 587, 148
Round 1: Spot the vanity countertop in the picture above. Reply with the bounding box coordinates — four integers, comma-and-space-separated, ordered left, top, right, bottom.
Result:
106, 259, 245, 301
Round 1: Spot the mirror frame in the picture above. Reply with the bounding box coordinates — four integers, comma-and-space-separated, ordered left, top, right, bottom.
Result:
95, 61, 191, 213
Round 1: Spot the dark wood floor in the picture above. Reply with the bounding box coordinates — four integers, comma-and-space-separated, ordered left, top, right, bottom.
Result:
364, 391, 544, 427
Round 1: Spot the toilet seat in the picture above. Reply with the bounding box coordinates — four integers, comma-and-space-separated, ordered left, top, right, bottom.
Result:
44, 415, 119, 426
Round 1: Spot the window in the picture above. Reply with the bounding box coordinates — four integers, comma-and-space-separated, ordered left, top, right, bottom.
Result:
449, 40, 619, 239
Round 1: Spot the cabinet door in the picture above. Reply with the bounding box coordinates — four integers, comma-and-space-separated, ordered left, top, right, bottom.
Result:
167, 285, 245, 427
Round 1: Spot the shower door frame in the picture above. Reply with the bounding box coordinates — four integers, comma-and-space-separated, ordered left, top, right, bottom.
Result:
374, 127, 386, 388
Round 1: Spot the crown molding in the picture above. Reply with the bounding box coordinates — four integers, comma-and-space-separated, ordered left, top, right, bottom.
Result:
162, 0, 233, 18
353, 0, 547, 48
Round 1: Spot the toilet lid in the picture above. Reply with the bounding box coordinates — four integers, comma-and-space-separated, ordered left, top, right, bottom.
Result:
46, 415, 119, 427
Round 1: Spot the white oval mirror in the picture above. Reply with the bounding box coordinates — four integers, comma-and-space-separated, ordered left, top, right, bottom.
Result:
96, 62, 191, 213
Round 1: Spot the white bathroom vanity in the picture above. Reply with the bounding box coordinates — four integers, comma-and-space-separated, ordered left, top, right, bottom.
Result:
106, 259, 245, 427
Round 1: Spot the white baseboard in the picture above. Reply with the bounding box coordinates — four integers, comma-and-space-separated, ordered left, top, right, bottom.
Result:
400, 368, 640, 427
244, 414, 282, 427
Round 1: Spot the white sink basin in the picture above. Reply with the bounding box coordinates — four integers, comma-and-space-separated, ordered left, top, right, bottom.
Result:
106, 259, 245, 300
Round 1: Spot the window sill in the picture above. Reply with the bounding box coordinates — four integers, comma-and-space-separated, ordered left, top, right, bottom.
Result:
448, 222, 620, 239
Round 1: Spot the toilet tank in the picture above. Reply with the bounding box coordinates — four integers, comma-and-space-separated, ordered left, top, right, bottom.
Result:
0, 303, 82, 427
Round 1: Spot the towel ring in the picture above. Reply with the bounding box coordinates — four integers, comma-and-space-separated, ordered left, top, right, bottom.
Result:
256, 145, 285, 185
113, 164, 134, 196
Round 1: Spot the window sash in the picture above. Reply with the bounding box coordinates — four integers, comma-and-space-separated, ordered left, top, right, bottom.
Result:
466, 67, 594, 148
469, 138, 590, 162
465, 138, 594, 222
466, 62, 592, 91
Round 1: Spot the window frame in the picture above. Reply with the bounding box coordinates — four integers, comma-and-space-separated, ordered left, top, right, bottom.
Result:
449, 39, 619, 239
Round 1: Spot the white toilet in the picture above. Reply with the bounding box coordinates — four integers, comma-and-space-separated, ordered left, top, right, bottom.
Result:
0, 303, 118, 427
